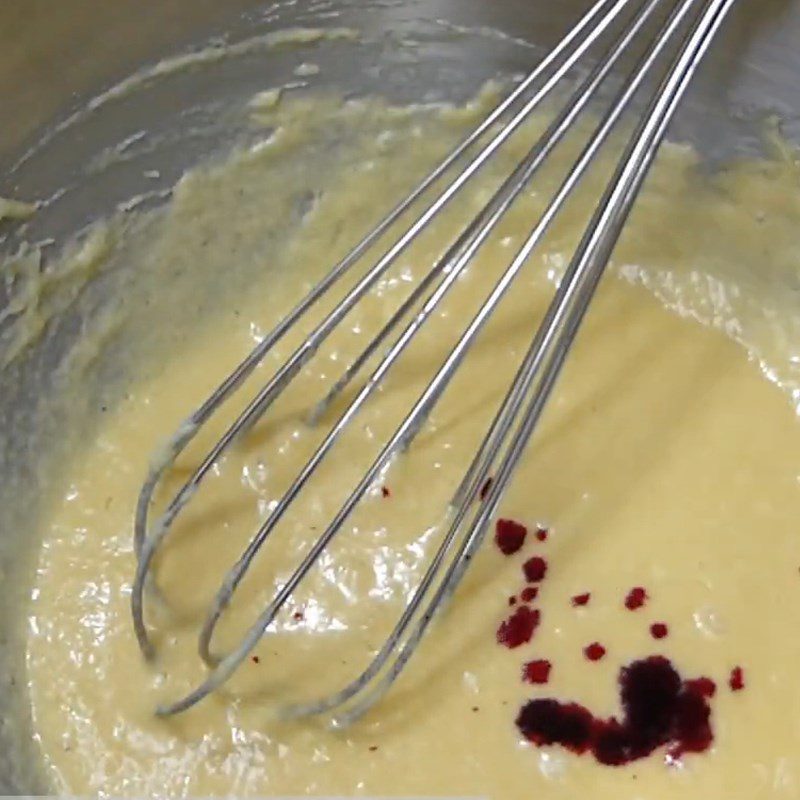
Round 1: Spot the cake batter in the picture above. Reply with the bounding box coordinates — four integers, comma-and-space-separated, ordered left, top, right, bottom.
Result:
21, 87, 800, 797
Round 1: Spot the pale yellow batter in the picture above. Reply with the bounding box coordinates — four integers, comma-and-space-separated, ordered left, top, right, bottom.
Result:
21, 86, 800, 798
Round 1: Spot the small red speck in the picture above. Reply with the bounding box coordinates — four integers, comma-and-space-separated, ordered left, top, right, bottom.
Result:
571, 592, 591, 607
251, 655, 260, 664
497, 606, 541, 648
523, 556, 547, 583
479, 476, 493, 501
381, 486, 391, 498
729, 666, 745, 692
584, 642, 606, 662
521, 586, 539, 603
523, 659, 552, 684
293, 610, 304, 621
495, 519, 528, 555
686, 677, 717, 698
508, 595, 517, 606
650, 622, 669, 640
535, 527, 548, 542
625, 586, 648, 611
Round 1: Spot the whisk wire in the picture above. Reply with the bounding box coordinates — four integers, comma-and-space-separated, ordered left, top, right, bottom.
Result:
284, 0, 730, 726
132, 0, 627, 562
195, 0, 667, 671
335, 0, 737, 728
223, 0, 676, 710
131, 0, 631, 655
132, 0, 636, 657
132, 0, 737, 721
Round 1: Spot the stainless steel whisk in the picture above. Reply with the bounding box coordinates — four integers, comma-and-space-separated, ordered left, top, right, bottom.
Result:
132, 0, 736, 724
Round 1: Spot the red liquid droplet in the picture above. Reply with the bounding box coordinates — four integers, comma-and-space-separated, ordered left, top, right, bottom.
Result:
497, 606, 540, 649
479, 477, 493, 501
571, 592, 591, 607
523, 659, 552, 684
685, 677, 716, 699
520, 586, 538, 603
729, 666, 745, 692
535, 527, 548, 542
495, 519, 528, 555
523, 556, 547, 583
516, 656, 714, 766
585, 642, 607, 662
508, 595, 517, 606
517, 700, 594, 754
381, 486, 391, 498
650, 623, 669, 640
293, 610, 304, 621
625, 587, 648, 611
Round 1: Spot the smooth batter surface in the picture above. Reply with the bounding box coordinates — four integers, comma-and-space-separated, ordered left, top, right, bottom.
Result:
22, 87, 800, 797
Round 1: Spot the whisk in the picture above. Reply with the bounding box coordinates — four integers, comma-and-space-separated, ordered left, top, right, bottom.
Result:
132, 0, 736, 725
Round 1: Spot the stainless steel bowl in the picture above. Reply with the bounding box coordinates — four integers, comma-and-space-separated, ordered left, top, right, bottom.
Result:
1, 0, 798, 791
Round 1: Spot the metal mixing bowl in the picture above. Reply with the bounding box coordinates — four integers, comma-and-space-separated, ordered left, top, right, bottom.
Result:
1, 0, 798, 791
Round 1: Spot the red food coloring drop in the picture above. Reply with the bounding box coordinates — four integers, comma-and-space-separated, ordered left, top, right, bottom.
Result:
572, 592, 591, 607
293, 610, 304, 621
585, 642, 607, 662
381, 486, 391, 498
495, 519, 528, 555
686, 677, 716, 699
517, 700, 594, 754
535, 527, 548, 542
520, 586, 539, 603
729, 666, 745, 692
650, 623, 669, 640
523, 659, 552, 684
523, 556, 547, 583
479, 476, 494, 501
508, 595, 517, 607
516, 656, 715, 766
497, 606, 541, 648
625, 586, 648, 611
669, 687, 713, 760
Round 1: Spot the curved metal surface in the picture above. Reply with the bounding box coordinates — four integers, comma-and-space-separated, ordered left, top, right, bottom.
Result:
1, 0, 798, 167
